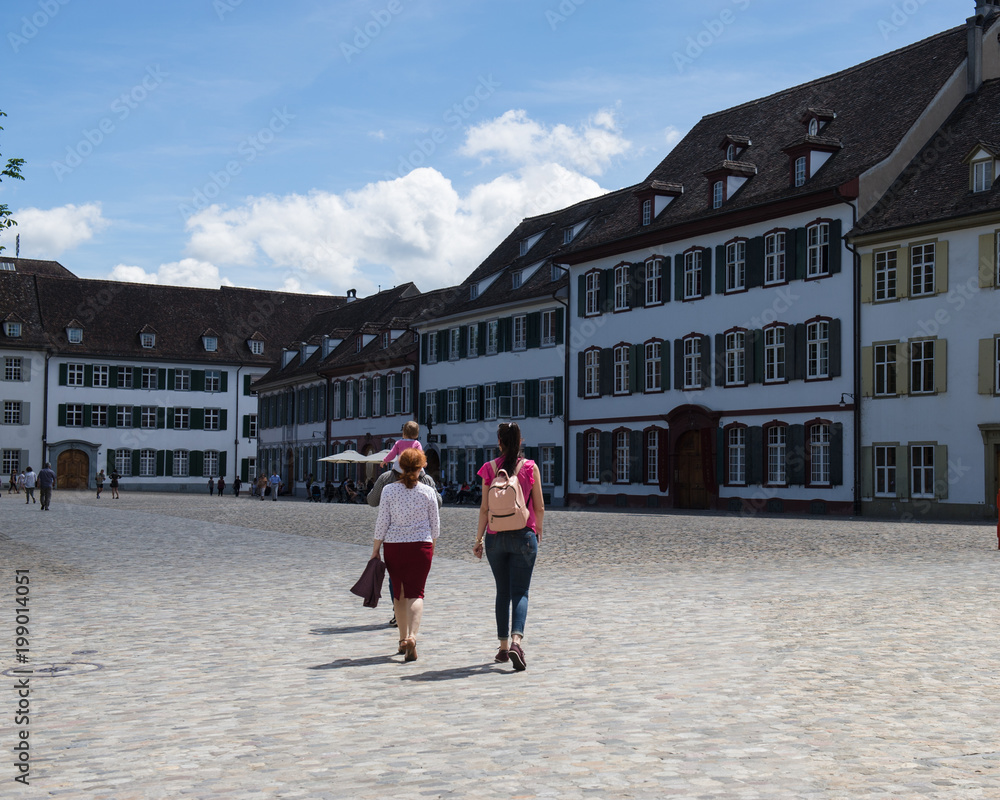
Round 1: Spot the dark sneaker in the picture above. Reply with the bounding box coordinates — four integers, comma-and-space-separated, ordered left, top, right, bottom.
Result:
388, 615, 397, 628
508, 642, 526, 671
494, 647, 509, 663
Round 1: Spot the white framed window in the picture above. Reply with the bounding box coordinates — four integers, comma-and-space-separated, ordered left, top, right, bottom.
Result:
874, 250, 897, 301
726, 240, 746, 292
90, 405, 108, 427
614, 264, 629, 311
205, 370, 221, 392
372, 377, 382, 418
909, 340, 935, 394
204, 450, 220, 479
712, 181, 724, 209
765, 232, 786, 285
381, 332, 390, 350
141, 367, 158, 390
973, 159, 993, 193
2, 449, 20, 476
174, 369, 191, 391
806, 320, 830, 379
910, 242, 935, 297
465, 386, 479, 422
486, 320, 499, 355
794, 156, 807, 187
67, 363, 84, 386
173, 450, 190, 477
203, 336, 218, 352
875, 344, 897, 397
563, 227, 574, 244
117, 367, 133, 389
586, 431, 600, 482
93, 365, 109, 387
725, 331, 745, 386
540, 378, 555, 418
484, 383, 497, 421
249, 340, 264, 355
424, 390, 437, 425
807, 222, 830, 277
67, 327, 83, 344
140, 332, 155, 349
541, 310, 558, 346
584, 349, 600, 398
248, 414, 258, 439
645, 429, 659, 485
810, 424, 831, 485
141, 406, 157, 428
3, 400, 21, 425
355, 337, 363, 354
683, 337, 701, 390
116, 406, 132, 428
449, 328, 461, 360
4, 322, 21, 338
615, 430, 630, 483
644, 341, 662, 392
115, 449, 132, 477
874, 445, 896, 497
613, 345, 630, 395
540, 445, 555, 485
358, 377, 369, 418
469, 284, 479, 301
767, 425, 787, 485
467, 324, 479, 356
4, 357, 22, 381
427, 332, 438, 364
683, 250, 703, 299
511, 270, 522, 289
519, 239, 529, 257
447, 388, 460, 423
511, 380, 525, 418
205, 408, 221, 431
641, 199, 651, 226
139, 449, 156, 477
513, 315, 527, 351
728, 427, 746, 485
910, 445, 935, 498
585, 271, 601, 315
345, 380, 356, 418
645, 258, 662, 305
764, 325, 785, 383
65, 403, 84, 427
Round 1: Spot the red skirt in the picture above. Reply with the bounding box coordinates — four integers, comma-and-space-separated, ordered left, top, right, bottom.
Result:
384, 541, 434, 600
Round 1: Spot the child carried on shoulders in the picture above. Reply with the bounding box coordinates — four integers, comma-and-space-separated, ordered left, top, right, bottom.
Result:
381, 420, 423, 468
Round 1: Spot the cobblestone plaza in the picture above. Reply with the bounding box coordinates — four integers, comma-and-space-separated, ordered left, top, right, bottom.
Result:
3, 492, 999, 799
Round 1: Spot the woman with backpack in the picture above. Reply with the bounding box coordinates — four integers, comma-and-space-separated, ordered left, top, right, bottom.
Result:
473, 421, 544, 671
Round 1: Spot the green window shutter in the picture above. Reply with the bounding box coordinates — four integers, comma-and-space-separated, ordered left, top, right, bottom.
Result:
219, 451, 227, 478
714, 333, 726, 387
674, 258, 684, 300
896, 445, 909, 499
715, 244, 726, 294
84, 364, 94, 387
59, 364, 67, 385
131, 450, 141, 476
979, 338, 996, 394
242, 415, 251, 438
630, 429, 643, 484
167, 369, 175, 389
83, 405, 92, 427
936, 239, 949, 295
787, 424, 805, 485
554, 376, 564, 416
555, 307, 565, 345
158, 368, 166, 389
165, 451, 174, 477
109, 365, 118, 386
860, 446, 873, 498
662, 341, 671, 391
897, 247, 910, 299
661, 256, 672, 303
132, 406, 141, 427
107, 449, 115, 471
419, 393, 427, 425
630, 344, 641, 394
747, 427, 763, 486
830, 319, 842, 378
828, 218, 842, 274
979, 233, 996, 288
577, 351, 585, 398
156, 450, 165, 477
553, 446, 563, 485
241, 458, 249, 482
860, 253, 873, 303
132, 367, 142, 389
191, 451, 204, 477
575, 432, 585, 482
793, 228, 807, 280
477, 321, 487, 354
191, 408, 205, 429
577, 275, 587, 316
934, 339, 947, 394
526, 313, 541, 349
934, 444, 948, 500
601, 269, 613, 313
220, 371, 228, 392
58, 404, 66, 426
192, 371, 206, 392
700, 334, 711, 388
421, 333, 428, 364
167, 407, 175, 429
108, 405, 117, 428
244, 374, 252, 395
861, 346, 873, 397
747, 236, 765, 288
598, 431, 612, 483
525, 379, 539, 417
702, 247, 712, 296
830, 423, 844, 486
219, 410, 228, 430
156, 407, 165, 428
599, 348, 613, 396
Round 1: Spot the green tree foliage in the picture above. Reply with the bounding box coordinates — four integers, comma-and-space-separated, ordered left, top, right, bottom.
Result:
0, 110, 25, 253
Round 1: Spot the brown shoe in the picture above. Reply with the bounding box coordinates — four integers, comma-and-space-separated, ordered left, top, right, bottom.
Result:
404, 637, 418, 662
508, 642, 526, 671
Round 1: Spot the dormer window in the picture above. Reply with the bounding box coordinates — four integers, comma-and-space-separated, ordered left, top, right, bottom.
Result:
519, 240, 528, 257
67, 327, 83, 344
248, 339, 264, 355
4, 321, 21, 338
141, 332, 155, 348
203, 336, 218, 352
712, 181, 724, 209
794, 156, 807, 187
726, 144, 736, 161
641, 199, 652, 226
808, 118, 819, 136
962, 144, 998, 193
511, 270, 522, 289
381, 332, 390, 349
355, 337, 362, 353
469, 283, 479, 300
563, 226, 574, 244
973, 159, 994, 192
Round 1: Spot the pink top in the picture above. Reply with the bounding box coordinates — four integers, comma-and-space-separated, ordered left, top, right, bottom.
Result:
383, 438, 424, 464
477, 457, 538, 534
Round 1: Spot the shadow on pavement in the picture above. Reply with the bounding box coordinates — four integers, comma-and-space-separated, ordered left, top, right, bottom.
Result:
309, 654, 397, 669
309, 624, 390, 635
400, 664, 508, 681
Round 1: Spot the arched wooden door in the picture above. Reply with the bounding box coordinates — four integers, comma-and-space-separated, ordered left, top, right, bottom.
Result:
57, 449, 89, 489
674, 430, 708, 509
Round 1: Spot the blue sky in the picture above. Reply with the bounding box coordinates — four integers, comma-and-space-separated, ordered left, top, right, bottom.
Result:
1, 0, 975, 295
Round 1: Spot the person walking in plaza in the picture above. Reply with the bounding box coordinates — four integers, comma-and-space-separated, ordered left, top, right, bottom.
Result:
217, 476, 225, 496
474, 422, 544, 671
22, 466, 37, 504
17, 470, 25, 494
370, 448, 440, 662
110, 470, 120, 499
96, 469, 105, 498
269, 471, 281, 500
208, 476, 215, 496
37, 462, 56, 510
257, 473, 267, 499
380, 420, 424, 468
8, 471, 17, 494
233, 476, 241, 497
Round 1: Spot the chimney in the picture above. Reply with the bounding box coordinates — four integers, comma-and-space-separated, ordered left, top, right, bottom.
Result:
969, 3, 1000, 93
346, 288, 357, 302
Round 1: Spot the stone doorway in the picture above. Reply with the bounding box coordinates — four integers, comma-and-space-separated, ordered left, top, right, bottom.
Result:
57, 449, 89, 489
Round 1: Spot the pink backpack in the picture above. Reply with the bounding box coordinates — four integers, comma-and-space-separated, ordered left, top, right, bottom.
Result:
487, 459, 530, 531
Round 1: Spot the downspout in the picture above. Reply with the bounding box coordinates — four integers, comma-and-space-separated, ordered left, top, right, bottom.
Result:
835, 190, 862, 517
550, 261, 571, 507
42, 349, 51, 465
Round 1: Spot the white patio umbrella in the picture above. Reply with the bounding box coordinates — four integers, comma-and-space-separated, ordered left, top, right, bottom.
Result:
360, 449, 393, 463
318, 450, 364, 463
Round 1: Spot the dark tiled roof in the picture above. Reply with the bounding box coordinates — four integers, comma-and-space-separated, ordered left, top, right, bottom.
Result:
0, 273, 48, 349
0, 257, 77, 278
854, 77, 1000, 235
566, 25, 969, 256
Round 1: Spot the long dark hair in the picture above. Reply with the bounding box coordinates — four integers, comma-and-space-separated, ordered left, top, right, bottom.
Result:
497, 422, 522, 475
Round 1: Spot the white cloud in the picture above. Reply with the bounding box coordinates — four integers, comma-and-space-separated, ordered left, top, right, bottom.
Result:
109, 258, 234, 289
12, 203, 109, 257
183, 161, 606, 293
664, 126, 683, 149
459, 108, 631, 176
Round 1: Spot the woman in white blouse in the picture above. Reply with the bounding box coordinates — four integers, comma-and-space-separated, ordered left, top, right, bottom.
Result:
371, 448, 440, 661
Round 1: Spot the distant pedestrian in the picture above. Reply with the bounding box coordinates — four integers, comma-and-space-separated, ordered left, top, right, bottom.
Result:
95, 469, 105, 498
17, 471, 25, 494
217, 476, 225, 496
208, 477, 215, 496
257, 473, 268, 500
269, 472, 282, 501
233, 477, 242, 497
22, 467, 37, 505
110, 471, 120, 499
37, 463, 56, 511
7, 472, 16, 494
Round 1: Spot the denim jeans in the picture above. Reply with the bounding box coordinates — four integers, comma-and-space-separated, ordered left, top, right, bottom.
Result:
485, 528, 537, 640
